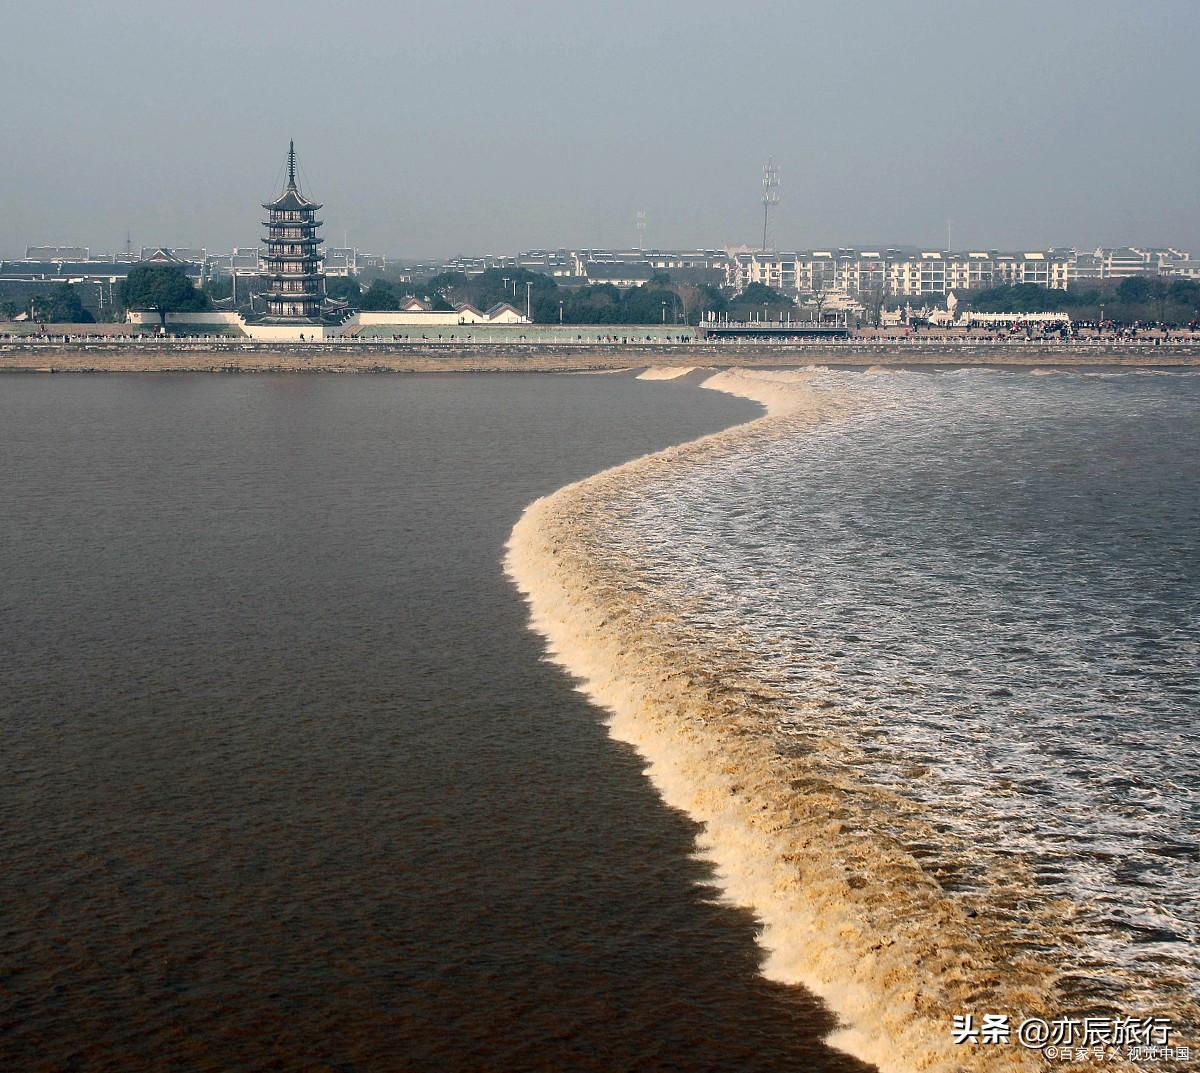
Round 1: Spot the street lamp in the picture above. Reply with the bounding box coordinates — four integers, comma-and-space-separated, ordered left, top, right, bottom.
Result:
525, 281, 532, 322
559, 300, 564, 324
662, 301, 667, 324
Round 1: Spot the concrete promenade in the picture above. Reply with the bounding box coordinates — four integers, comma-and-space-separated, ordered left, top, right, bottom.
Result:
2, 336, 1199, 373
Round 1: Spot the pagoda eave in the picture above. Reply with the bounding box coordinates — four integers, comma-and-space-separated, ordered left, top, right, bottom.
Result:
262, 201, 323, 212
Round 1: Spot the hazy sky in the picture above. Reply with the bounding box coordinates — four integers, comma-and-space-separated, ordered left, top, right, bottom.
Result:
2, 0, 1197, 259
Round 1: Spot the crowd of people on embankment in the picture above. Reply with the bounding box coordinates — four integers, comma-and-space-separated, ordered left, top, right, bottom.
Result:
3, 325, 1200, 348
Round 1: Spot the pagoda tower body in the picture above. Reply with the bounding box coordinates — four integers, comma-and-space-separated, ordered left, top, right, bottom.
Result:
261, 141, 325, 322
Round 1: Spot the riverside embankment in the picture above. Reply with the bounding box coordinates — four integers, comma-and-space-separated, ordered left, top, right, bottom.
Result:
2, 338, 1199, 373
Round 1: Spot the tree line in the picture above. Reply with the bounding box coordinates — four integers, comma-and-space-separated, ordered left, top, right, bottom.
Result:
967, 278, 1200, 323
13, 260, 1199, 328
1, 283, 95, 323
352, 268, 799, 325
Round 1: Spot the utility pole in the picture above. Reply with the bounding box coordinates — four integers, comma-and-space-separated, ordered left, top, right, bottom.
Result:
525, 280, 532, 322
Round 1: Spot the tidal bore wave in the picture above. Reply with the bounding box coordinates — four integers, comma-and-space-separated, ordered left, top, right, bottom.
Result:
505, 369, 1191, 1072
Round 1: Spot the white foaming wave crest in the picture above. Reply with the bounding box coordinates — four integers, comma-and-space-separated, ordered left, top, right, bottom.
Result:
699, 367, 843, 416
864, 365, 921, 376
636, 366, 706, 381
505, 370, 1076, 1073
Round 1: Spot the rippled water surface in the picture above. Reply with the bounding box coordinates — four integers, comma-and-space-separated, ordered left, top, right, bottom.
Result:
622, 368, 1200, 1019
0, 373, 882, 1073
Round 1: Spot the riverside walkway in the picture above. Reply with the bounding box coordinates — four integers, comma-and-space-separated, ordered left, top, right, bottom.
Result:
3, 326, 1200, 355
2, 332, 1199, 374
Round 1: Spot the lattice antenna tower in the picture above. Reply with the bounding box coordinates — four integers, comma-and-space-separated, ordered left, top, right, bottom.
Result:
761, 158, 780, 252
636, 210, 647, 250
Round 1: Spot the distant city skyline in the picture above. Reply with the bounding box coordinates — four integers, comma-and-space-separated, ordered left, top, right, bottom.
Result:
9, 239, 1195, 264
2, 0, 1198, 259
6, 229, 1197, 273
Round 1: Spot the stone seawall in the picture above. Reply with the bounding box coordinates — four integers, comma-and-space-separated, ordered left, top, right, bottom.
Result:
2, 339, 1198, 374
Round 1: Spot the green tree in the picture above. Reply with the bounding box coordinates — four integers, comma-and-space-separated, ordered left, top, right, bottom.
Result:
121, 264, 205, 327
27, 284, 94, 323
454, 267, 555, 316
694, 283, 729, 321
621, 283, 678, 324
672, 282, 727, 325
425, 271, 470, 297
729, 281, 795, 321
564, 283, 622, 324
969, 283, 1067, 313
739, 282, 792, 306
1168, 278, 1200, 307
45, 283, 94, 323
203, 277, 233, 303
360, 279, 400, 311
1115, 276, 1152, 304
358, 273, 461, 309
1148, 277, 1171, 323
325, 275, 362, 303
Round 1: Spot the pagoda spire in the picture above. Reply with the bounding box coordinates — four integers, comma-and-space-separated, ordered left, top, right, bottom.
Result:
287, 139, 296, 189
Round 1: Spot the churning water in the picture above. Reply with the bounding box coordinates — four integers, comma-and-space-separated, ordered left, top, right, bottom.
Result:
607, 368, 1199, 1037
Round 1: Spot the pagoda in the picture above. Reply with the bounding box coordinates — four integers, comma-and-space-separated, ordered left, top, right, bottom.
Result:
260, 141, 325, 322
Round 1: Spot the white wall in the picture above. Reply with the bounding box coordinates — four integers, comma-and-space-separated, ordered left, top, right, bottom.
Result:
126, 311, 246, 326
126, 310, 338, 339
355, 311, 471, 326
125, 309, 247, 326
486, 308, 527, 324
352, 309, 529, 327
241, 323, 331, 342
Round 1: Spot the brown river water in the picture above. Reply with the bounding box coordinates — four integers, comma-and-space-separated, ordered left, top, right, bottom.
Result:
0, 373, 871, 1073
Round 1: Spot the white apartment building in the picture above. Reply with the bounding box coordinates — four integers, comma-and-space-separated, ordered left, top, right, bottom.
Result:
724, 246, 1192, 299
1068, 247, 1190, 281
433, 244, 1194, 300
1164, 260, 1200, 280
